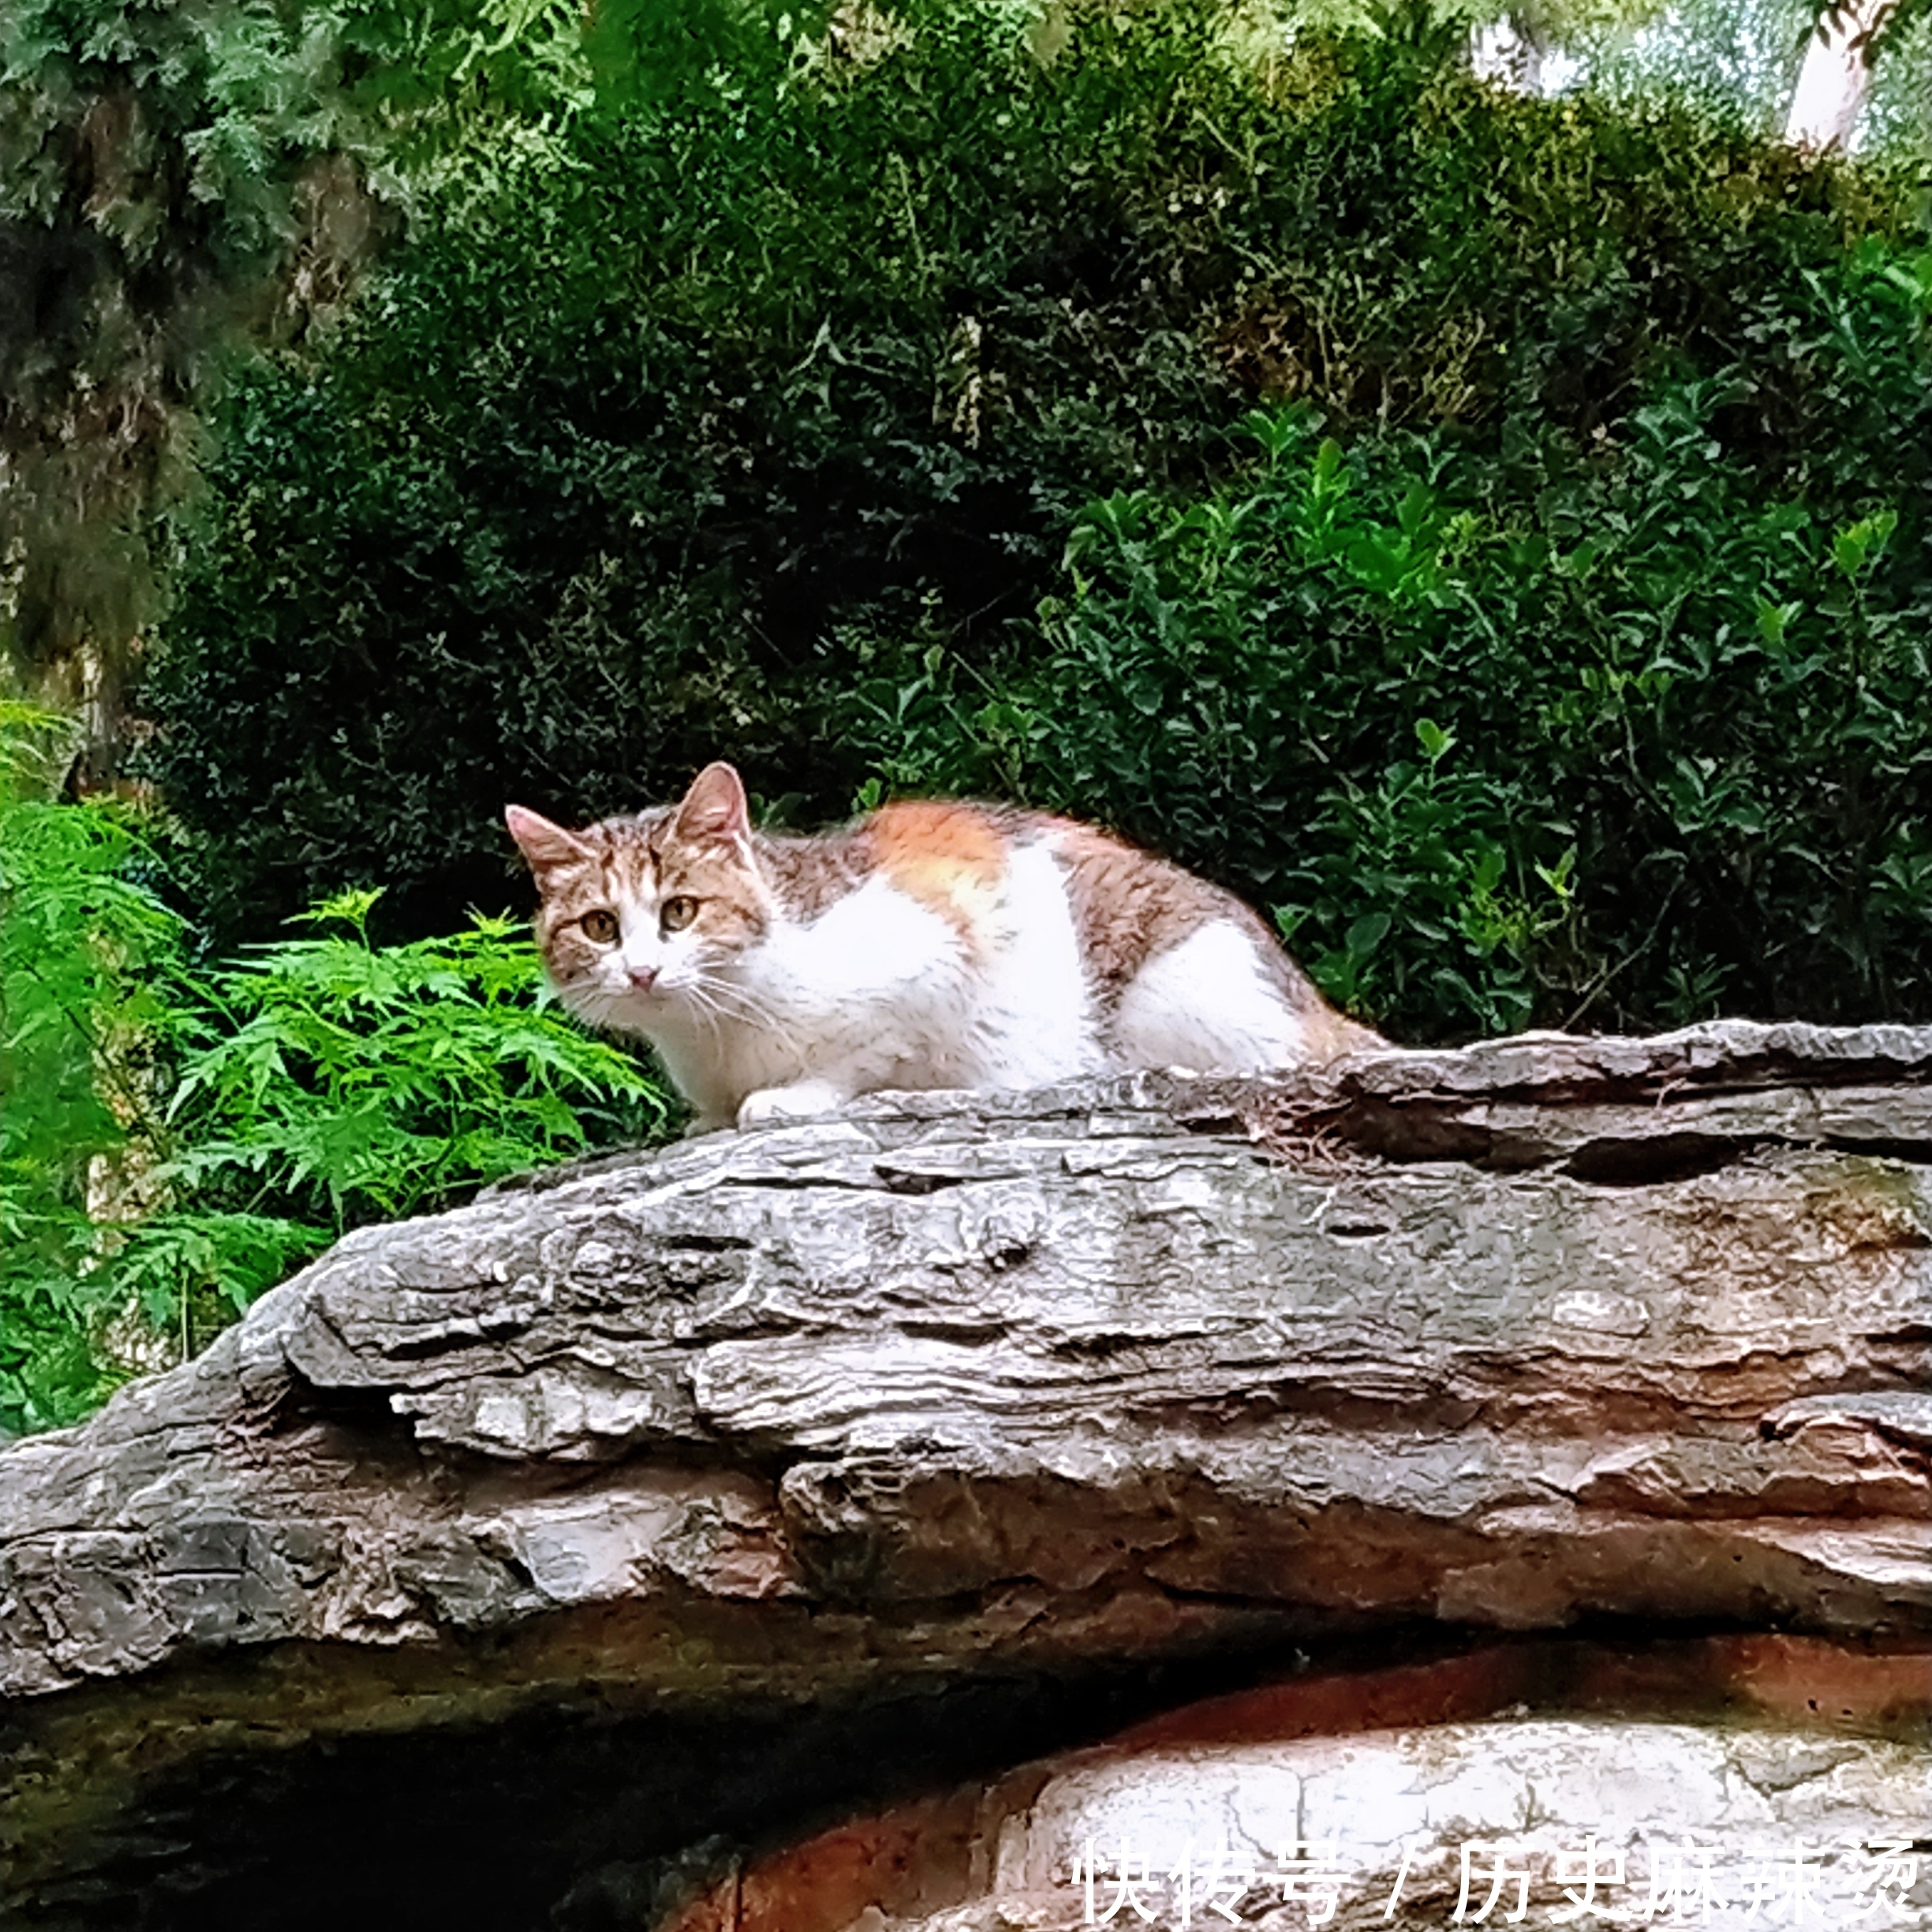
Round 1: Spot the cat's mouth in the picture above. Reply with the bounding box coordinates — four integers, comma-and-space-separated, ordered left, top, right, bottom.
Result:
611, 982, 668, 1011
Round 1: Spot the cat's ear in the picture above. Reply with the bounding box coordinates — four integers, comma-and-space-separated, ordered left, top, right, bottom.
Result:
671, 762, 752, 847
506, 805, 594, 878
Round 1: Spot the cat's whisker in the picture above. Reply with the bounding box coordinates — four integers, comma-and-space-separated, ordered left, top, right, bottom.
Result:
682, 968, 777, 1022
676, 977, 760, 1037
688, 977, 802, 1055
692, 977, 779, 1027
678, 985, 735, 1046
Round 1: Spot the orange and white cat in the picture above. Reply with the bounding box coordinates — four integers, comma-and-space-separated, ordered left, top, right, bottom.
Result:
507, 763, 1381, 1133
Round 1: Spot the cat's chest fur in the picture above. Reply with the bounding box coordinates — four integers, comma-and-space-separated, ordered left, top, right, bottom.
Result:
651, 841, 1101, 1121
507, 764, 1380, 1133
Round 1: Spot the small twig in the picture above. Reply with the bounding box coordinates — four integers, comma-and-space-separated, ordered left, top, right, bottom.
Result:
1561, 880, 1681, 1032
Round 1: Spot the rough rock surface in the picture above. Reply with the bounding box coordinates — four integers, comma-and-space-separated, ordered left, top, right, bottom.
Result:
663, 1685, 1932, 1932
2, 1023, 1929, 1929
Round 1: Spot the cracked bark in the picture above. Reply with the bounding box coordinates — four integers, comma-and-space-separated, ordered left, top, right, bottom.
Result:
0, 1022, 1928, 1930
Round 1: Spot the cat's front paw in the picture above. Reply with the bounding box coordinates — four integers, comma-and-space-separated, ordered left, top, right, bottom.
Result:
736, 1081, 850, 1129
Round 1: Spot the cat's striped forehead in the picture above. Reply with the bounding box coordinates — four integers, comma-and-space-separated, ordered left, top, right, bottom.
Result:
529, 805, 772, 952
538, 809, 675, 907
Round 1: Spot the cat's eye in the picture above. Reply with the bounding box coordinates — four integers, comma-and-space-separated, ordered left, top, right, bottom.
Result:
579, 909, 619, 945
660, 895, 698, 934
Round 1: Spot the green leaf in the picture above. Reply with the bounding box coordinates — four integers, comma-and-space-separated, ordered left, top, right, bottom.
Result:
1414, 718, 1453, 761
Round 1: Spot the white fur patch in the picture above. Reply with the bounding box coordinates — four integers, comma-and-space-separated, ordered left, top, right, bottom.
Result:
964, 839, 1103, 1087
694, 877, 974, 1109
1111, 921, 1306, 1074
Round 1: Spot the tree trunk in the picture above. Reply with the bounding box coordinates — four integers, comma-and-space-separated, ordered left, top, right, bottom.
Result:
1784, 0, 1898, 149
1470, 13, 1550, 95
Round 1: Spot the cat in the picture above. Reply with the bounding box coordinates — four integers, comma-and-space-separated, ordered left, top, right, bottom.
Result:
507, 762, 1384, 1133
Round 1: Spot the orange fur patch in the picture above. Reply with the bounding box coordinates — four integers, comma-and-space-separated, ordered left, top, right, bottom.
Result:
869, 801, 1007, 947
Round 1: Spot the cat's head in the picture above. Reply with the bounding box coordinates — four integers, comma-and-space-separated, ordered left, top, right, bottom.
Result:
506, 762, 773, 1034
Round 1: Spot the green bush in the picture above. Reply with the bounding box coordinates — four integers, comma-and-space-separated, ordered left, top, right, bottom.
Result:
843, 357, 1932, 1037
0, 708, 181, 1426
145, 7, 1930, 954
0, 722, 668, 1433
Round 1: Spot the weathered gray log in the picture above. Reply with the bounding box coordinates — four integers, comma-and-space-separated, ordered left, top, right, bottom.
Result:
2, 1022, 1929, 1928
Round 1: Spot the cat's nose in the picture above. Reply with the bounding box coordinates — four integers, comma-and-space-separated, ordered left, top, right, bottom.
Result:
627, 966, 660, 992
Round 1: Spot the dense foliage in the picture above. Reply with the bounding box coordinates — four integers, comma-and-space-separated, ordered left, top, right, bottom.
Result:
0, 0, 637, 680
850, 372, 1932, 1035
0, 711, 666, 1433
148, 7, 1932, 1038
